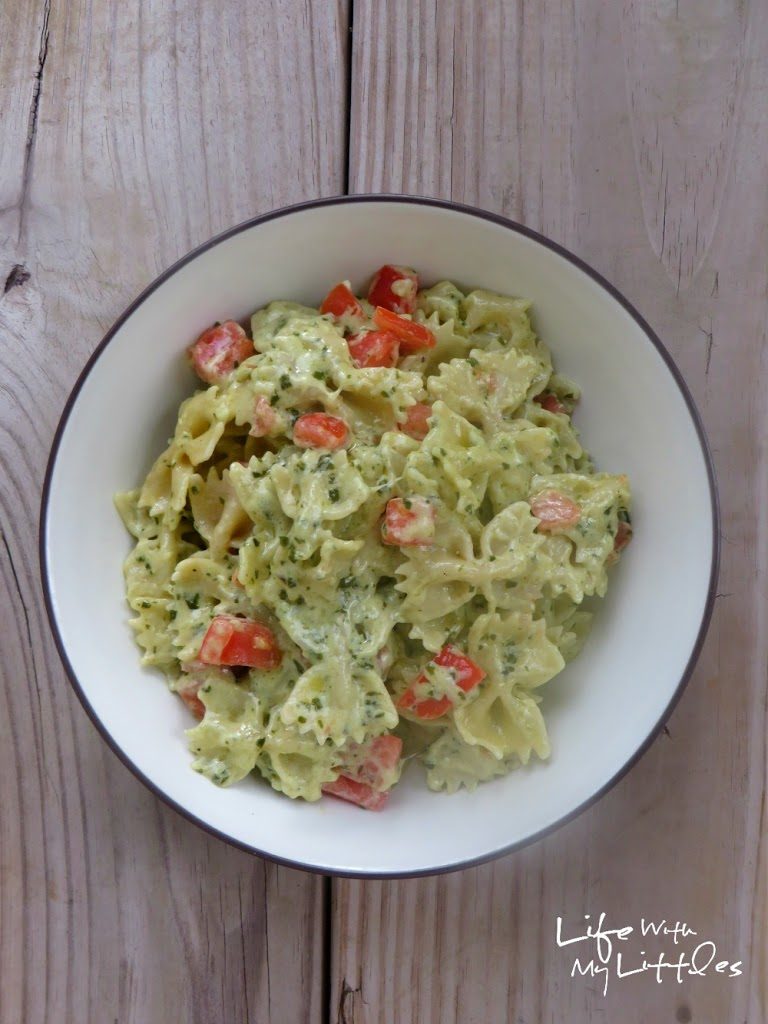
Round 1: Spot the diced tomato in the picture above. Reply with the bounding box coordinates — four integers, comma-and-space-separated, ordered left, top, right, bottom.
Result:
370, 733, 402, 766
188, 320, 254, 385
530, 491, 581, 532
397, 644, 486, 720
249, 395, 280, 437
293, 413, 349, 449
400, 403, 432, 440
178, 681, 206, 720
368, 265, 419, 315
354, 735, 402, 788
320, 282, 364, 319
373, 306, 436, 355
322, 775, 389, 811
198, 614, 282, 669
397, 690, 453, 720
321, 735, 401, 808
348, 330, 400, 368
381, 497, 435, 547
534, 392, 567, 415
433, 644, 487, 690
614, 519, 633, 553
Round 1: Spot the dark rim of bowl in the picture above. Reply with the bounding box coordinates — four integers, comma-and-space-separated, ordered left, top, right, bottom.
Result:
39, 194, 721, 879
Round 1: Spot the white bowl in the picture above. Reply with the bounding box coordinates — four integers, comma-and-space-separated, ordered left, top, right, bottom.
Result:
41, 197, 718, 877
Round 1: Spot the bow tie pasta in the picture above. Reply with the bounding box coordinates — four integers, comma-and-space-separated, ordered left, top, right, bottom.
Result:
116, 266, 632, 809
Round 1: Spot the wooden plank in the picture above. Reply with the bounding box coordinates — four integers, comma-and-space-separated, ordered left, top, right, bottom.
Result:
0, 1, 348, 1021
338, 2, 767, 1022
0, 0, 48, 265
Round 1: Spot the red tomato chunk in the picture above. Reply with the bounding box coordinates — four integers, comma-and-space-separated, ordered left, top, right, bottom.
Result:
322, 734, 402, 809
530, 491, 581, 532
188, 320, 254, 385
320, 282, 364, 319
534, 392, 567, 415
354, 735, 402, 788
293, 413, 349, 449
368, 265, 419, 315
397, 690, 452, 720
322, 775, 389, 811
373, 306, 436, 355
400, 403, 432, 440
198, 615, 282, 669
348, 330, 400, 368
381, 497, 435, 547
397, 645, 486, 720
249, 395, 280, 437
433, 644, 487, 690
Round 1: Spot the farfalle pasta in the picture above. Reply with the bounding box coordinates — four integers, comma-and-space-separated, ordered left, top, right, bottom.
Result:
116, 265, 632, 809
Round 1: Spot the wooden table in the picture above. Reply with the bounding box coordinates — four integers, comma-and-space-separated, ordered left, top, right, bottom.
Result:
1, 3, 765, 1021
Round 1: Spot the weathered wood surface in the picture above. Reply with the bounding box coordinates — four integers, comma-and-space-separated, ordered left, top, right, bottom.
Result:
335, 2, 767, 1022
0, 1, 347, 1021
1, 1, 765, 1021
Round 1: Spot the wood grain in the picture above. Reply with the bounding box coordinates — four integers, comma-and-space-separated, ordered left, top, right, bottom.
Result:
338, 2, 767, 1022
0, 1, 347, 1021
3, 1, 767, 1021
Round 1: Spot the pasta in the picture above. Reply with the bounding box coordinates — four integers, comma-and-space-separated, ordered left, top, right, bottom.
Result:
116, 266, 632, 809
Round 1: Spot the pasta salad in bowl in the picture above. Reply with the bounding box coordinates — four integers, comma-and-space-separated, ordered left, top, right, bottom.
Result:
115, 266, 632, 811
42, 197, 717, 875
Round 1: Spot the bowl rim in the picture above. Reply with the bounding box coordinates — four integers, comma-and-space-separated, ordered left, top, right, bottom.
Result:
39, 193, 721, 878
